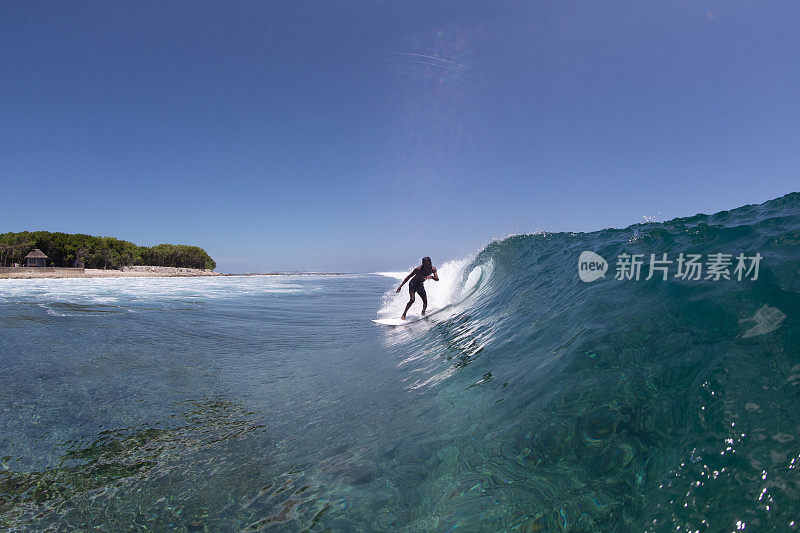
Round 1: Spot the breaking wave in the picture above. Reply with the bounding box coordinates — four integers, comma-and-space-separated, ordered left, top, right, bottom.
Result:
373, 192, 800, 529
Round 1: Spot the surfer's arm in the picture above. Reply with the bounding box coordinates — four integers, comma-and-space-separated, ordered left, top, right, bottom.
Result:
396, 271, 415, 293
426, 268, 439, 281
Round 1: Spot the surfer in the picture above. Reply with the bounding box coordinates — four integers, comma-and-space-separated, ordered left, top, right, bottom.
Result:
396, 256, 439, 320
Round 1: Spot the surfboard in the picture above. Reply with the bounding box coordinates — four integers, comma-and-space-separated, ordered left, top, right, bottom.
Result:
372, 316, 423, 326
372, 305, 449, 326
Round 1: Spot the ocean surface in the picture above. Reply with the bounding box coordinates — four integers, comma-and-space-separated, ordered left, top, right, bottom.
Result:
2, 193, 799, 531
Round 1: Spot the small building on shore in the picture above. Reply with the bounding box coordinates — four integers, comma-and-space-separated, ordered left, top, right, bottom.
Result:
25, 249, 48, 267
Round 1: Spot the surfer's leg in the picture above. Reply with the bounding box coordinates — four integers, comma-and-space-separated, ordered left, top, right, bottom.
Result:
418, 286, 428, 315
402, 287, 415, 320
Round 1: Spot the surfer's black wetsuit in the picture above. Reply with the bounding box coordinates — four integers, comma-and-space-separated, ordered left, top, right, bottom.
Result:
398, 259, 438, 320
408, 265, 432, 299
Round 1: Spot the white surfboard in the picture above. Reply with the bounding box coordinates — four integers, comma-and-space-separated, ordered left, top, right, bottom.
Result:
372, 316, 423, 326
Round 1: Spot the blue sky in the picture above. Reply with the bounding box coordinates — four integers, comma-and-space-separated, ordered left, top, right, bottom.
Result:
1, 2, 798, 272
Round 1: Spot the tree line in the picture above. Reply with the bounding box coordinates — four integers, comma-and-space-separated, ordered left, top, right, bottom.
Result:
0, 231, 216, 270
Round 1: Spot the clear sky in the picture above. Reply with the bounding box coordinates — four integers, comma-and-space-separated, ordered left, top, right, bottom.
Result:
1, 2, 798, 272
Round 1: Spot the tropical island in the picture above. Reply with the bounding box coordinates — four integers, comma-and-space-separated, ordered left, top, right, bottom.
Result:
0, 231, 218, 278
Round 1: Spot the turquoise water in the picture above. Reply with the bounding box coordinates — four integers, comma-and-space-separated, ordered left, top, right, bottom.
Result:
1, 193, 799, 531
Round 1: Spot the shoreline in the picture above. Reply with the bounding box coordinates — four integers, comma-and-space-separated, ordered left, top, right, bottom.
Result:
0, 266, 352, 279
225, 272, 350, 276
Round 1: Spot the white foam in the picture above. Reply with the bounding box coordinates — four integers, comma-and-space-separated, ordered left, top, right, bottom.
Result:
739, 305, 787, 338
376, 256, 491, 321
371, 272, 407, 280
0, 275, 313, 307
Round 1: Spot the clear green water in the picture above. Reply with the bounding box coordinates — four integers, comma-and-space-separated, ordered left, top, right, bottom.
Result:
1, 193, 799, 531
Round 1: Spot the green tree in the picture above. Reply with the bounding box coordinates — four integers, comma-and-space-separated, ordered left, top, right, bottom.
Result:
0, 232, 216, 270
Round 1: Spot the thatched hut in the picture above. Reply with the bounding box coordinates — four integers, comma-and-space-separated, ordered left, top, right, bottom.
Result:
25, 249, 47, 267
